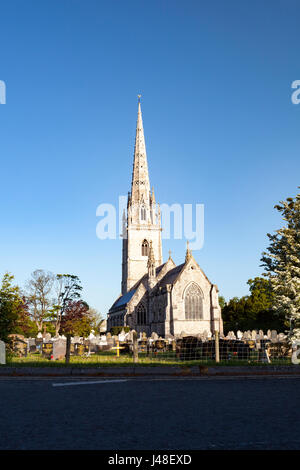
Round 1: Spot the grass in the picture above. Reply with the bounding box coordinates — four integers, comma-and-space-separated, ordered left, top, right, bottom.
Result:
1, 351, 295, 368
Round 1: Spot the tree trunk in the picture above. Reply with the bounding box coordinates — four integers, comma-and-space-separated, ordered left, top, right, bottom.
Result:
65, 334, 71, 364
133, 331, 138, 363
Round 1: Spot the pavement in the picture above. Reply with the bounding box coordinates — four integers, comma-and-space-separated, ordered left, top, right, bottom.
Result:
0, 364, 300, 377
0, 376, 299, 450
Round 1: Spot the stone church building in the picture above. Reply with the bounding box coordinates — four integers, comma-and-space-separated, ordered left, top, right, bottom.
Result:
107, 100, 223, 337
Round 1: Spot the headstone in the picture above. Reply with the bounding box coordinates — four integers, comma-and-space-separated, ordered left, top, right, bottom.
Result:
44, 333, 51, 342
251, 330, 257, 341
267, 330, 272, 339
271, 330, 278, 343
118, 331, 126, 342
73, 336, 81, 344
151, 332, 159, 341
0, 340, 5, 364
42, 342, 53, 359
10, 336, 27, 357
37, 332, 43, 339
237, 330, 243, 340
52, 338, 66, 360
74, 343, 86, 356
259, 330, 264, 340
278, 333, 286, 342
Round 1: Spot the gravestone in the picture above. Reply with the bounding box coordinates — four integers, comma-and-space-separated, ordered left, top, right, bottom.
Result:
74, 343, 86, 356
237, 330, 243, 340
0, 340, 5, 365
278, 333, 286, 342
259, 330, 264, 340
35, 338, 43, 352
52, 338, 66, 360
151, 332, 159, 341
11, 337, 27, 357
202, 330, 208, 341
44, 333, 51, 342
42, 342, 53, 359
118, 330, 126, 342
267, 330, 272, 339
251, 330, 257, 341
271, 330, 278, 343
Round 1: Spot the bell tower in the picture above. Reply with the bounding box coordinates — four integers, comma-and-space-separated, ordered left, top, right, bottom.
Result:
121, 97, 162, 294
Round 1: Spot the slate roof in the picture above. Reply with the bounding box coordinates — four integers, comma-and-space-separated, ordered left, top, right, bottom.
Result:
110, 289, 136, 311
109, 262, 183, 312
155, 263, 185, 289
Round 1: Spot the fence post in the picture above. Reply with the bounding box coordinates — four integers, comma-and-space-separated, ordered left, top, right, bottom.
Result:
133, 331, 139, 364
215, 330, 220, 363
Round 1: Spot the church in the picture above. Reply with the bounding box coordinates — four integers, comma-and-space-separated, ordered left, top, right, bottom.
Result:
107, 99, 223, 337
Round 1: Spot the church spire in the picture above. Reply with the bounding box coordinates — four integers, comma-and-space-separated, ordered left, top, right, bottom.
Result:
185, 240, 192, 263
131, 96, 151, 203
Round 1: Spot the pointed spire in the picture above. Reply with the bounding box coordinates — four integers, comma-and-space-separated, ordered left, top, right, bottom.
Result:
151, 186, 156, 204
147, 241, 155, 267
131, 96, 150, 203
185, 240, 192, 263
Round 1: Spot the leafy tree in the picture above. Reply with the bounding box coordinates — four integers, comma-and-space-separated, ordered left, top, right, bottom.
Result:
0, 273, 24, 342
222, 277, 285, 333
60, 300, 90, 363
88, 307, 105, 335
13, 296, 38, 337
52, 274, 83, 336
218, 296, 226, 310
26, 270, 54, 333
261, 189, 300, 340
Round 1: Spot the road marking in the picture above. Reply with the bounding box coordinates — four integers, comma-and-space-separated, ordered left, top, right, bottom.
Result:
52, 379, 128, 387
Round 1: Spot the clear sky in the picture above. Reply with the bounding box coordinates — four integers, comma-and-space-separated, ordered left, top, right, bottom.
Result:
0, 0, 299, 316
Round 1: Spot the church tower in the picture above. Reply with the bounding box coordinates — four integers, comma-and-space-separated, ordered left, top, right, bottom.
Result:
121, 98, 162, 294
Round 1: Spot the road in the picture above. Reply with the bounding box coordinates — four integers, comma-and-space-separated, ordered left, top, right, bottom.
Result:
0, 376, 299, 450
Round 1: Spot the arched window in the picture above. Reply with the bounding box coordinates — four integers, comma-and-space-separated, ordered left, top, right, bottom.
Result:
141, 239, 148, 256
184, 283, 203, 320
136, 304, 147, 325
141, 206, 146, 221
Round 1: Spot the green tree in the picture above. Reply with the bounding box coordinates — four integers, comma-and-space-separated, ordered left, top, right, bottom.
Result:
60, 300, 90, 363
261, 189, 300, 340
26, 269, 54, 333
222, 277, 285, 333
52, 274, 83, 336
0, 273, 24, 342
218, 296, 226, 310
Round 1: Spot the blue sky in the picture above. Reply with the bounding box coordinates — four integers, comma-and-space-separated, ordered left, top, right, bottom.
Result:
0, 0, 299, 315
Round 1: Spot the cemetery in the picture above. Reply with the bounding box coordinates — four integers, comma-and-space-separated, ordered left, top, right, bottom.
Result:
0, 327, 298, 368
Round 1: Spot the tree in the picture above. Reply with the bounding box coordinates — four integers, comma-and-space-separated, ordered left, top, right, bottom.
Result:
218, 296, 226, 310
88, 307, 105, 335
60, 300, 90, 363
0, 273, 24, 343
26, 270, 54, 333
261, 189, 300, 340
52, 274, 83, 336
221, 277, 285, 333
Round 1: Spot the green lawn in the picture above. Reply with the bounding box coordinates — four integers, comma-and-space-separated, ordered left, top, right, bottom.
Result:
1, 351, 294, 368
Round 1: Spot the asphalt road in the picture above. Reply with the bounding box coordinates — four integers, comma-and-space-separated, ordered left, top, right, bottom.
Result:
0, 376, 299, 450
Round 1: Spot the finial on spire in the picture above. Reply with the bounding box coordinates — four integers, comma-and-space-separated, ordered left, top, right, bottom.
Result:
138, 94, 141, 103
185, 240, 192, 263
168, 249, 172, 259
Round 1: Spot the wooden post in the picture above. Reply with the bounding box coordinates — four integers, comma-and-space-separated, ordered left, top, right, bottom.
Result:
65, 335, 71, 364
133, 331, 139, 363
215, 330, 220, 363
